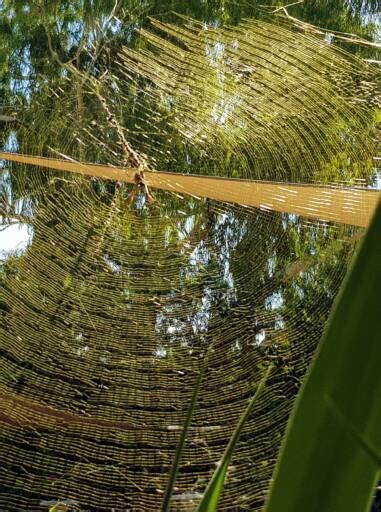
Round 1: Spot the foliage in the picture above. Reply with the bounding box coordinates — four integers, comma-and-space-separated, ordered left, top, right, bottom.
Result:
265, 201, 381, 512
196, 364, 273, 511
0, 0, 378, 109
115, 16, 379, 184
0, 1, 380, 510
159, 201, 380, 512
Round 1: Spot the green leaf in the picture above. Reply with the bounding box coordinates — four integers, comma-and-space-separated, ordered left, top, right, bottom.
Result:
161, 350, 210, 511
197, 364, 273, 512
265, 200, 381, 512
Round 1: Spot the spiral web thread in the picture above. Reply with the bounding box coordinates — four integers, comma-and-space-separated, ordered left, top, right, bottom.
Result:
0, 15, 380, 511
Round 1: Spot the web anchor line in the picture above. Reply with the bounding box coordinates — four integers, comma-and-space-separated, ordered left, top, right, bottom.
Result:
0, 151, 379, 227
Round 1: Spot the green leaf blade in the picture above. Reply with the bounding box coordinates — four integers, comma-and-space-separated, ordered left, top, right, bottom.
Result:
265, 200, 381, 512
197, 364, 273, 512
161, 349, 211, 512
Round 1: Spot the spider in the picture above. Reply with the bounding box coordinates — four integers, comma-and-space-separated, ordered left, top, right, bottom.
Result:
127, 171, 155, 205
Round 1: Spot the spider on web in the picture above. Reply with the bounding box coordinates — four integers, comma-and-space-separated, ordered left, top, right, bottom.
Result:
127, 170, 155, 205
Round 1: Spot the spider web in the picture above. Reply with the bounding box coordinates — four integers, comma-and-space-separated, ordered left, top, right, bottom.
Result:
0, 14, 380, 511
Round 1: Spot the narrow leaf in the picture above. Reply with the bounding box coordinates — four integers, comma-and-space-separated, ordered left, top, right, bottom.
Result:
265, 201, 381, 512
197, 364, 273, 512
161, 351, 210, 511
